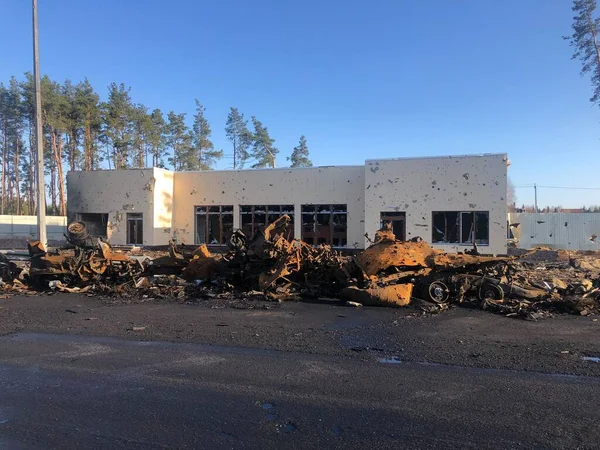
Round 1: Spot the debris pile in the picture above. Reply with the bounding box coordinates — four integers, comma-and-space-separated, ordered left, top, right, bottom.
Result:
0, 216, 598, 319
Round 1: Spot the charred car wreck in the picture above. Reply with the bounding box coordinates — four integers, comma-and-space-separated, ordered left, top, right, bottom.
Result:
2, 216, 599, 320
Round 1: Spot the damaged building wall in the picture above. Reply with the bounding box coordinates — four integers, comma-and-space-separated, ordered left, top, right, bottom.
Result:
364, 154, 508, 254
509, 213, 600, 251
172, 166, 365, 247
152, 169, 175, 245
66, 155, 508, 249
67, 169, 169, 246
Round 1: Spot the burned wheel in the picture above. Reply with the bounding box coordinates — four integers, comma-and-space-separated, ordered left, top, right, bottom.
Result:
427, 281, 450, 303
67, 221, 90, 246
478, 283, 504, 301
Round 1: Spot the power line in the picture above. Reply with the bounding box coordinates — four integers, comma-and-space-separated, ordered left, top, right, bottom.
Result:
536, 185, 600, 190
514, 185, 600, 190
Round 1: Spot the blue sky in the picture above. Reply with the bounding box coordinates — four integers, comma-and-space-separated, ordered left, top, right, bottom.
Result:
1, 0, 599, 207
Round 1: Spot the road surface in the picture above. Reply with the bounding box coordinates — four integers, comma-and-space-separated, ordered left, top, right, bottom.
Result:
0, 331, 599, 449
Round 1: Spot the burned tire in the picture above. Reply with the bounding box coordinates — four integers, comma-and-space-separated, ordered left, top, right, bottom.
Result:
426, 280, 450, 304
67, 221, 90, 246
478, 283, 504, 301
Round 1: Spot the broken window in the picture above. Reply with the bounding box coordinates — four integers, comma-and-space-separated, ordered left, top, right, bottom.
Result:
240, 205, 294, 240
380, 212, 406, 241
432, 211, 489, 245
195, 206, 234, 245
126, 213, 143, 245
301, 204, 347, 247
75, 213, 108, 237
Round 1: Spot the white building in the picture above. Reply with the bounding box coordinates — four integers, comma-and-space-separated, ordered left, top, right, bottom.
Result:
66, 153, 509, 254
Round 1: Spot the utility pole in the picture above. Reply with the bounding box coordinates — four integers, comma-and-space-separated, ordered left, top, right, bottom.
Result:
32, 0, 47, 249
534, 183, 538, 213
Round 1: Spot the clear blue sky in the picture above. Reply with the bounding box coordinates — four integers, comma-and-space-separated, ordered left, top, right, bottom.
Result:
1, 0, 599, 207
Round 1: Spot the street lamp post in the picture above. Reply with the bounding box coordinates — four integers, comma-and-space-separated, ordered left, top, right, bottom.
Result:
32, 0, 47, 248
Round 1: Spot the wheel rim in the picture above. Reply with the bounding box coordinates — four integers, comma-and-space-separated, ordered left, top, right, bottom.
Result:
428, 281, 449, 303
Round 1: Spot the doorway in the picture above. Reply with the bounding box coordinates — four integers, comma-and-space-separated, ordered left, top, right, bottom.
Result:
126, 213, 143, 245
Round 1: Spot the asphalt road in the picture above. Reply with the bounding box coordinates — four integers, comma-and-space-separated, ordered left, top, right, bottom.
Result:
0, 331, 598, 449
0, 295, 600, 449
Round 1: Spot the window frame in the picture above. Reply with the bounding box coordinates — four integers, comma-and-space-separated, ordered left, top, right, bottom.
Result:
239, 205, 294, 240
431, 211, 489, 246
194, 205, 234, 246
301, 204, 348, 247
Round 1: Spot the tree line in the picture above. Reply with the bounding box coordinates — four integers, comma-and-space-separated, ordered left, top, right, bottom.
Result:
0, 74, 313, 216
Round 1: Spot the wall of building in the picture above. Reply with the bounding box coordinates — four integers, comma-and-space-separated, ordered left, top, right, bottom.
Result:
67, 169, 161, 245
364, 154, 508, 254
66, 154, 508, 252
0, 215, 67, 247
172, 166, 365, 247
152, 168, 175, 245
508, 212, 600, 251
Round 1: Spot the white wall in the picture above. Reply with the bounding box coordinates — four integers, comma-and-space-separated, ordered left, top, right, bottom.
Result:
509, 212, 600, 251
152, 168, 175, 245
364, 154, 508, 254
67, 169, 165, 245
172, 166, 365, 247
0, 215, 67, 242
66, 155, 508, 251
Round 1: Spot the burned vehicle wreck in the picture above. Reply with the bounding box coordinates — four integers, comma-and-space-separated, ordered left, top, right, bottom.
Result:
0, 215, 597, 320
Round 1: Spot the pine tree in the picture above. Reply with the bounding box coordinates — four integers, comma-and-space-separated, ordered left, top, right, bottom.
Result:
0, 83, 11, 214
74, 79, 101, 170
41, 76, 68, 216
148, 109, 167, 168
565, 0, 600, 103
131, 104, 151, 168
3, 77, 26, 214
166, 111, 192, 171
63, 79, 81, 172
288, 135, 312, 168
191, 100, 222, 170
225, 107, 252, 169
101, 82, 133, 169
19, 73, 38, 213
250, 116, 278, 168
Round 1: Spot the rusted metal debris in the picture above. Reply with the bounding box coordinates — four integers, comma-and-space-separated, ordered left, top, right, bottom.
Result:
27, 238, 142, 288
0, 217, 599, 320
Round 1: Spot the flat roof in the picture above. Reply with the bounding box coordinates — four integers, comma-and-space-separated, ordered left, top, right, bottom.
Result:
67, 153, 508, 176
174, 164, 364, 175
365, 153, 507, 163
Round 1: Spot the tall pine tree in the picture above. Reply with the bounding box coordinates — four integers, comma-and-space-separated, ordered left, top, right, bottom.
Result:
166, 111, 192, 171
288, 135, 312, 167
225, 107, 252, 169
565, 0, 600, 103
148, 109, 167, 168
101, 82, 133, 169
250, 116, 278, 168
74, 79, 101, 170
191, 100, 222, 170
42, 76, 68, 216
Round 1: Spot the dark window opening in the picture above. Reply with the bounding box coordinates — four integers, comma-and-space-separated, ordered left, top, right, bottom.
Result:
126, 213, 143, 245
432, 211, 489, 245
195, 205, 234, 245
301, 204, 347, 247
239, 205, 294, 240
380, 212, 406, 241
75, 213, 108, 237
